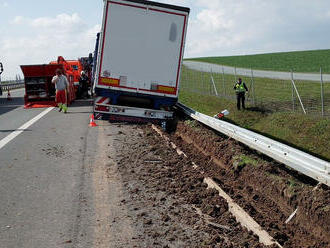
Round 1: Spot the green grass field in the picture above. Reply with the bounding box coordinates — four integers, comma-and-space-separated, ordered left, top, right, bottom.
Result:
188, 49, 330, 73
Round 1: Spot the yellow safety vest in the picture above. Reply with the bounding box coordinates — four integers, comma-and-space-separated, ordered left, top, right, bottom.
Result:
235, 83, 246, 93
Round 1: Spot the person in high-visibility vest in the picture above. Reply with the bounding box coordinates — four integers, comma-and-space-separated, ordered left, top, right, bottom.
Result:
233, 78, 248, 110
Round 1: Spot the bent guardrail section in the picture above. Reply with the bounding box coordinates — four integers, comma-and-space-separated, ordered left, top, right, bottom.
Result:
177, 102, 330, 186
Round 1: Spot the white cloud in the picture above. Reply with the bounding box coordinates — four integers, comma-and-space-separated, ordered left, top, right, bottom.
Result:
12, 13, 87, 34
11, 16, 25, 24
1, 1, 8, 7
1, 13, 99, 79
181, 0, 330, 57
2, 0, 330, 79
31, 13, 84, 30
159, 0, 190, 6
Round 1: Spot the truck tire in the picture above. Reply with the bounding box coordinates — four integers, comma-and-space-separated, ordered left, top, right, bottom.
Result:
165, 117, 178, 133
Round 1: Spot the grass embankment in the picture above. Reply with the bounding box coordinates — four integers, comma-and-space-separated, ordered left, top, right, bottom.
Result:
179, 90, 330, 161
189, 49, 330, 73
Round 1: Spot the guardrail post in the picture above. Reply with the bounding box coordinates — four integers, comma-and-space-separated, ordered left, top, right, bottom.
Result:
320, 67, 324, 117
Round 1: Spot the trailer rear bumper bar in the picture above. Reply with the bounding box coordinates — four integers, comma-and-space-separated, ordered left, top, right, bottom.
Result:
94, 98, 173, 122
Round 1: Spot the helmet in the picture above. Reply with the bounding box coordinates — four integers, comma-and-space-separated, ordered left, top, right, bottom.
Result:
81, 71, 85, 76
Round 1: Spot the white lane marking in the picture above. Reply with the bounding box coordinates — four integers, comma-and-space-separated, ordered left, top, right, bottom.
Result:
0, 107, 54, 150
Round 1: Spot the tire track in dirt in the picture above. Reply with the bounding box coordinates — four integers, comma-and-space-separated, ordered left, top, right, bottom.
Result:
171, 120, 329, 247
112, 124, 269, 247
152, 124, 281, 247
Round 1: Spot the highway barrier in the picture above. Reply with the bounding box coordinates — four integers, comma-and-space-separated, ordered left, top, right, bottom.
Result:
0, 80, 24, 91
177, 102, 330, 186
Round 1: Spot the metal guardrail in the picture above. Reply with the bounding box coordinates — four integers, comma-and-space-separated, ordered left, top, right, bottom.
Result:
177, 102, 330, 186
0, 80, 24, 91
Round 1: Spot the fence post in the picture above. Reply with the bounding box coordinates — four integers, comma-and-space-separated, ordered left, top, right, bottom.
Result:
250, 68, 255, 105
320, 67, 324, 117
198, 68, 204, 93
234, 67, 237, 82
209, 68, 211, 95
193, 68, 195, 92
291, 79, 306, 114
291, 70, 295, 112
187, 67, 189, 91
222, 66, 225, 96
192, 68, 195, 92
290, 70, 306, 114
195, 68, 198, 93
210, 69, 218, 96
186, 67, 189, 91
202, 68, 205, 94
192, 68, 195, 93
202, 70, 205, 94
195, 68, 197, 93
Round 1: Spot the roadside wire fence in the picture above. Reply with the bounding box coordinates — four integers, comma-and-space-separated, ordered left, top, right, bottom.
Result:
180, 65, 330, 117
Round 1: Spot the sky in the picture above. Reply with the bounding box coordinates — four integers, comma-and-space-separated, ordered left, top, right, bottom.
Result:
1, 0, 330, 80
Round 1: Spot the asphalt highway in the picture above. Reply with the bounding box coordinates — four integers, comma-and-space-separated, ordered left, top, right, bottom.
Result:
0, 89, 97, 247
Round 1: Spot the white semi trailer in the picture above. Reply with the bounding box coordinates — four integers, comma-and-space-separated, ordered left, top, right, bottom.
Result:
93, 0, 189, 128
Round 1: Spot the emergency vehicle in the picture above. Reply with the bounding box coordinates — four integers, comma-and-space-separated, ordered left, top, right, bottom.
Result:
21, 57, 77, 108
50, 56, 83, 94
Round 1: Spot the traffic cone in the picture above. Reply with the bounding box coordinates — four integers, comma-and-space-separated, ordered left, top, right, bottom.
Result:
7, 89, 12, 101
89, 114, 97, 127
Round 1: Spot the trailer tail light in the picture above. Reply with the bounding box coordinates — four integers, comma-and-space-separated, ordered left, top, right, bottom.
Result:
99, 77, 120, 86
157, 85, 176, 94
95, 105, 109, 112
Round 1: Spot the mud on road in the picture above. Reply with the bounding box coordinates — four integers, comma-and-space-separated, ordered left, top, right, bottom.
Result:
94, 119, 329, 248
